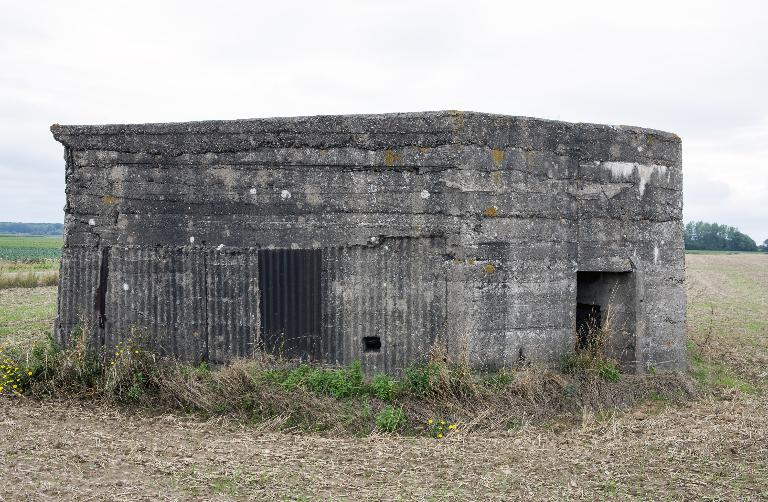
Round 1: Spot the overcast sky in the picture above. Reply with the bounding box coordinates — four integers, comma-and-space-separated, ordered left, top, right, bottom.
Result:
1, 0, 766, 242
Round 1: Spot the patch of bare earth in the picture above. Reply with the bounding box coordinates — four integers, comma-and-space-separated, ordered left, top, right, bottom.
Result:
2, 396, 766, 500
1, 254, 767, 500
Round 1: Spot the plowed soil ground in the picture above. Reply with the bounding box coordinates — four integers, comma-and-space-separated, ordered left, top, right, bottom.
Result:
2, 253, 767, 500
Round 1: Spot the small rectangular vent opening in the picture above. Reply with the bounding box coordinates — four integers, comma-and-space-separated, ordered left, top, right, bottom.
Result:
363, 336, 381, 353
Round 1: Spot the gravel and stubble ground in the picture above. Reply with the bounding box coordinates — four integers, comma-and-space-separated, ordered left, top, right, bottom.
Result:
1, 253, 767, 500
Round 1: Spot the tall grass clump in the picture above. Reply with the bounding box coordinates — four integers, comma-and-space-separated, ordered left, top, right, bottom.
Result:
3, 325, 158, 402
0, 270, 59, 289
375, 405, 405, 432
564, 303, 622, 382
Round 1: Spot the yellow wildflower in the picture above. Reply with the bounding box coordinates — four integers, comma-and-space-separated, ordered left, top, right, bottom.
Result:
427, 419, 433, 425
437, 433, 443, 439
27, 371, 33, 376
448, 424, 457, 430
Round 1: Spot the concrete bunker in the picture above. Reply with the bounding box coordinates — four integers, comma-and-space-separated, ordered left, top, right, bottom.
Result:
51, 111, 687, 374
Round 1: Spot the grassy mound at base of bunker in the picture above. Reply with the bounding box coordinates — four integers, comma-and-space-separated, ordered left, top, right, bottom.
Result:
2, 332, 698, 437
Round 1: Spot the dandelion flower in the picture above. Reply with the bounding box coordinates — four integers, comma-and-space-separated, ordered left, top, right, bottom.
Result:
437, 433, 443, 439
428, 419, 433, 425
448, 424, 457, 430
27, 371, 33, 376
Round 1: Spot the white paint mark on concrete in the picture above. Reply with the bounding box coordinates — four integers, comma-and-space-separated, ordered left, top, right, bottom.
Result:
653, 245, 659, 264
216, 244, 224, 251
123, 283, 130, 291
636, 164, 667, 197
88, 219, 95, 226
249, 187, 257, 195
603, 161, 635, 179
281, 189, 291, 199
420, 189, 430, 199
189, 236, 195, 244
601, 162, 668, 197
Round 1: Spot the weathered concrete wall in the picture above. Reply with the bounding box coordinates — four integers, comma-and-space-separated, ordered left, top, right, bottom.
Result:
52, 111, 686, 373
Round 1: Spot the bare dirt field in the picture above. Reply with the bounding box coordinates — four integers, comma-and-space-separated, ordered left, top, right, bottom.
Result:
2, 253, 767, 501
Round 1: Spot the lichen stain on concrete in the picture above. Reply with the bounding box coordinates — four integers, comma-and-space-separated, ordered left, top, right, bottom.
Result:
491, 149, 505, 167
417, 147, 432, 154
491, 170, 502, 186
448, 110, 465, 130
305, 189, 322, 205
525, 150, 535, 167
482, 206, 498, 217
211, 168, 238, 189
383, 150, 399, 166
483, 263, 496, 274
101, 195, 117, 205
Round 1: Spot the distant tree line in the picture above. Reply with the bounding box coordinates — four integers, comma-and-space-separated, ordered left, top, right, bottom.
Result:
684, 221, 765, 252
0, 222, 64, 236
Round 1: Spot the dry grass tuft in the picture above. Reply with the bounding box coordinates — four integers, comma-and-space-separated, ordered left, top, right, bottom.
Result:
3, 324, 698, 437
0, 270, 58, 289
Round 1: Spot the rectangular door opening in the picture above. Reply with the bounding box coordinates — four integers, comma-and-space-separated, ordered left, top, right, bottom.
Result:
258, 249, 322, 359
576, 271, 636, 368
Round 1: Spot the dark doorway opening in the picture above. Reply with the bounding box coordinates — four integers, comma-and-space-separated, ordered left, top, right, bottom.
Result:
258, 249, 322, 359
575, 271, 636, 368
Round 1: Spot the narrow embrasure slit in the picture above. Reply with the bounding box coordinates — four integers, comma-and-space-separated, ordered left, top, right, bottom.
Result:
96, 247, 110, 329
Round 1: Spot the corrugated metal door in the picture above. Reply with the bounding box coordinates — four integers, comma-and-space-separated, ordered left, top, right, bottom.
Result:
258, 249, 322, 359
